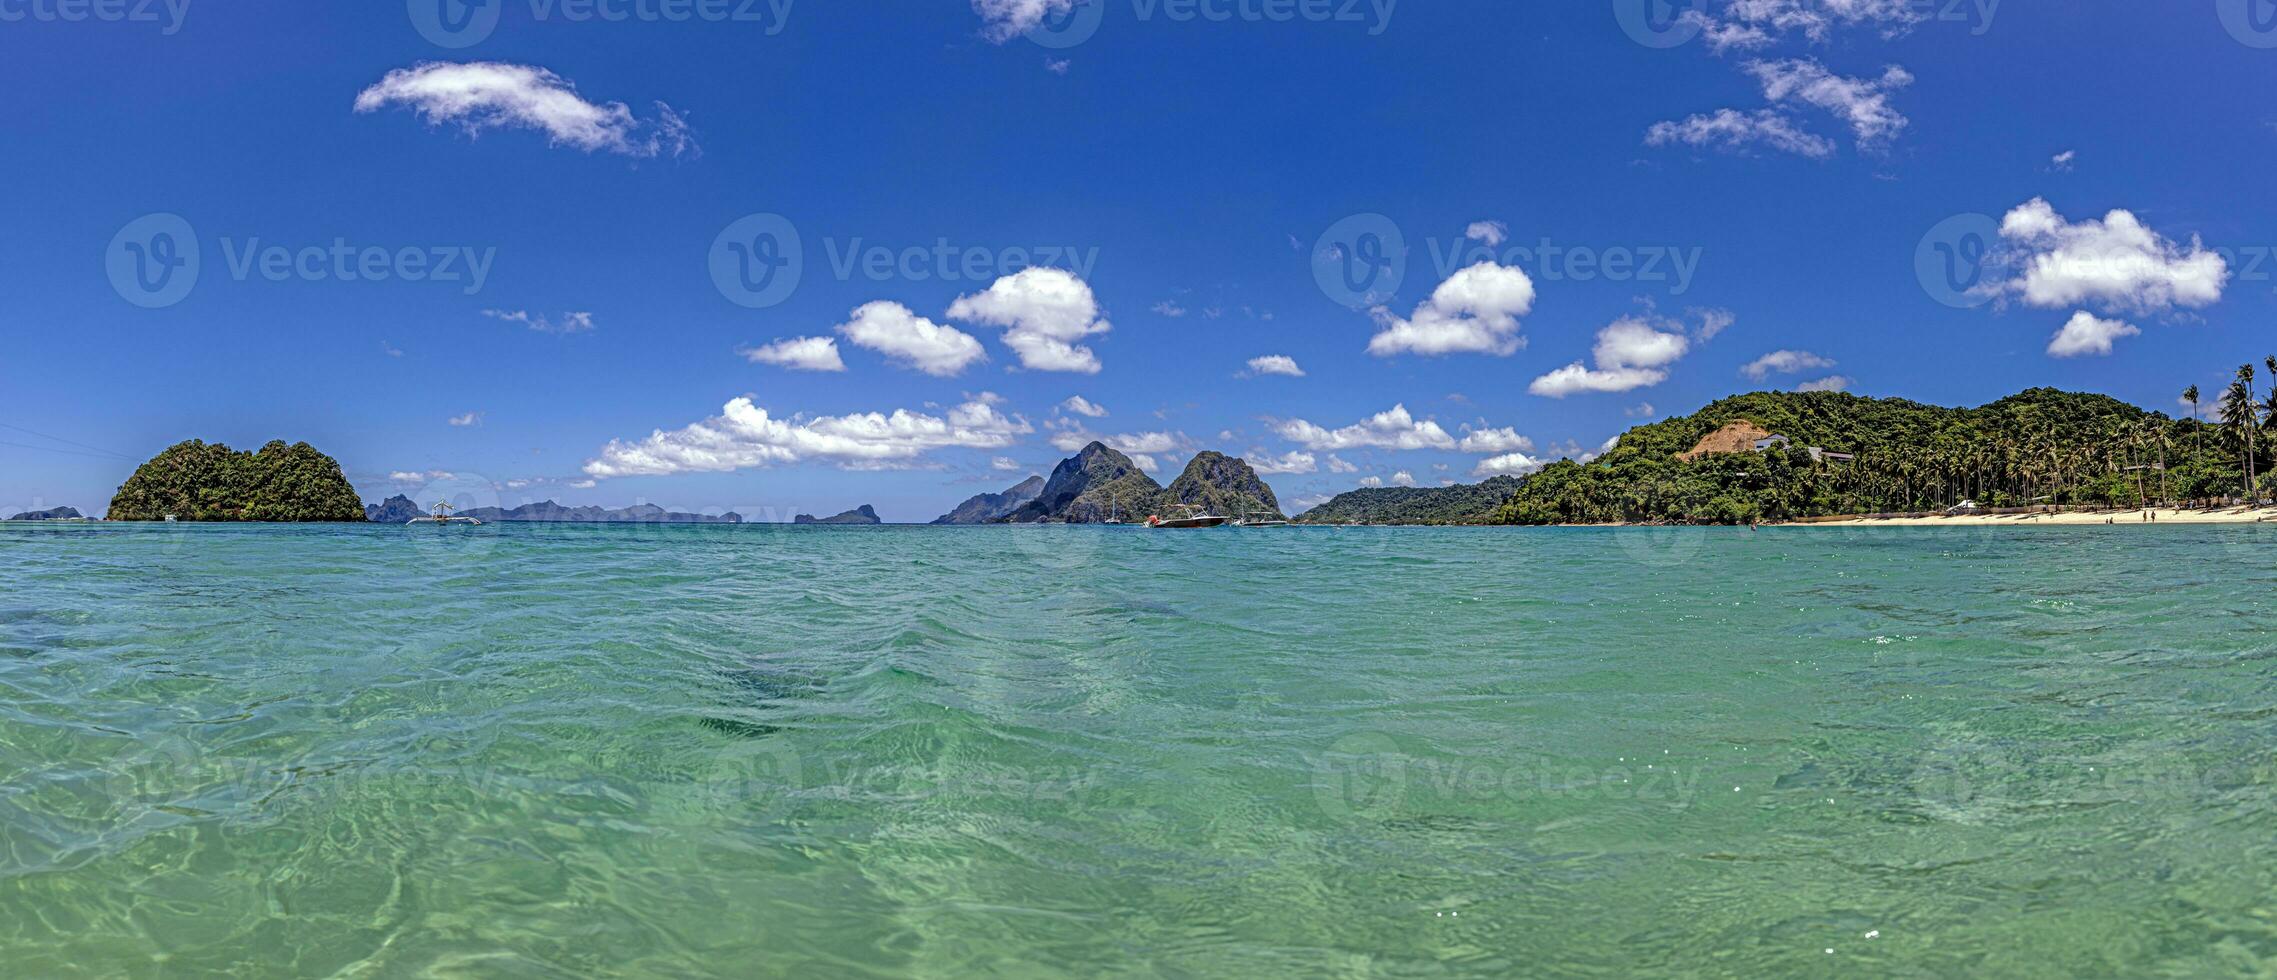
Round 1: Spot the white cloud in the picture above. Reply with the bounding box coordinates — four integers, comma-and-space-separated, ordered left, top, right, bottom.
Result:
1746, 60, 1912, 148
1048, 428, 1181, 456
1692, 307, 1736, 341
389, 470, 456, 483
1275, 404, 1457, 452
1358, 476, 1383, 489
1457, 426, 1534, 454
1251, 451, 1318, 475
1795, 375, 1853, 392
972, 0, 1076, 41
1529, 316, 1692, 398
485, 309, 596, 334
1646, 108, 1835, 159
992, 456, 1024, 471
583, 394, 1029, 478
1741, 349, 1836, 380
1152, 300, 1188, 318
2046, 311, 2140, 358
1626, 402, 1657, 418
1474, 452, 1546, 478
355, 62, 695, 159
1060, 395, 1109, 418
1983, 198, 2228, 315
740, 336, 846, 372
1244, 355, 1306, 378
948, 268, 1111, 373
1465, 220, 1508, 247
448, 411, 483, 427
1127, 454, 1159, 473
1389, 471, 1418, 487
1696, 0, 1927, 47
1327, 455, 1358, 474
835, 301, 985, 376
1366, 262, 1537, 357
2052, 150, 2077, 172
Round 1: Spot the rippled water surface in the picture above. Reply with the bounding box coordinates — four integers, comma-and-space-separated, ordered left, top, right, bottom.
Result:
4, 521, 2277, 977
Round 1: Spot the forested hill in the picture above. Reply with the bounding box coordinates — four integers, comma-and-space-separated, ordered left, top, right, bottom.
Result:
1496, 387, 2226, 525
1291, 477, 1524, 525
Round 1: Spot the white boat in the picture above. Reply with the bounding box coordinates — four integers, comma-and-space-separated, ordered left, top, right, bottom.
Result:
407, 501, 483, 526
1146, 505, 1230, 529
1232, 510, 1290, 527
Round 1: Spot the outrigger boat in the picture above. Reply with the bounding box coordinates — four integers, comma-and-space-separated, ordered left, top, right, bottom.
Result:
1146, 504, 1230, 529
407, 500, 483, 526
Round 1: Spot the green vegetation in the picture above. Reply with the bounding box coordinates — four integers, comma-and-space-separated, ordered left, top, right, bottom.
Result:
1293, 477, 1523, 525
1494, 385, 2262, 526
107, 440, 367, 522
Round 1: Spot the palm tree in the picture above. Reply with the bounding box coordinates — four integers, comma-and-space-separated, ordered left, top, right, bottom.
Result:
2222, 375, 2258, 502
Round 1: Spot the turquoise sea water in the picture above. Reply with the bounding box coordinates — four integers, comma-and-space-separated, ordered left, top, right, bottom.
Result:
4, 521, 2276, 977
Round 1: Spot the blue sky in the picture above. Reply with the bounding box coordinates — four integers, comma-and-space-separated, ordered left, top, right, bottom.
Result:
5, 0, 2276, 521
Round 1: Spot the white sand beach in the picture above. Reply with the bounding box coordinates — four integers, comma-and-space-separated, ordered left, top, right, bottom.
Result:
1792, 506, 2277, 527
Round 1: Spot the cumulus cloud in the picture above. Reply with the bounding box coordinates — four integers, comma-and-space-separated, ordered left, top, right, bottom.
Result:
1152, 301, 1188, 318
355, 62, 695, 159
972, 0, 1076, 41
1692, 307, 1736, 341
448, 412, 483, 427
1529, 316, 1693, 398
2046, 311, 2140, 358
1048, 428, 1182, 456
741, 336, 846, 372
1689, 0, 1927, 48
992, 456, 1024, 471
1275, 404, 1457, 452
1474, 452, 1546, 478
1327, 455, 1358, 474
1243, 355, 1305, 378
835, 301, 985, 376
1060, 395, 1109, 418
583, 394, 1029, 478
948, 268, 1111, 373
1457, 426, 1534, 454
1465, 220, 1508, 247
1982, 198, 2228, 315
1251, 451, 1318, 475
486, 309, 595, 334
1742, 349, 1836, 380
1795, 375, 1852, 392
2052, 150, 2077, 172
1358, 476, 1384, 489
1646, 108, 1835, 158
1389, 471, 1418, 487
1366, 262, 1537, 357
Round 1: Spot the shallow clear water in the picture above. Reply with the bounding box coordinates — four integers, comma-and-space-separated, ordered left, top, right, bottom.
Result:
3, 521, 2275, 977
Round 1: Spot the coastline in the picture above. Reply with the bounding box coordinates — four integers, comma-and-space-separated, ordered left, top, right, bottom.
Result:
1780, 505, 2277, 527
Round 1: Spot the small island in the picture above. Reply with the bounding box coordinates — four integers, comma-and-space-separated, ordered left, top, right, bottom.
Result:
106, 440, 366, 522
5, 506, 85, 521
795, 505, 883, 525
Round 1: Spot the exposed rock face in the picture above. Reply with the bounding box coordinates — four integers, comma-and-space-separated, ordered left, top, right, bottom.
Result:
456, 501, 743, 523
6, 506, 83, 521
1677, 420, 1775, 462
931, 476, 1046, 525
1164, 451, 1282, 519
107, 440, 366, 522
1002, 442, 1164, 524
364, 495, 424, 523
795, 505, 882, 525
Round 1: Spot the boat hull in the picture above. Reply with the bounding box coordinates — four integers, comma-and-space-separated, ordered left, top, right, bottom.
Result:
1147, 517, 1230, 529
